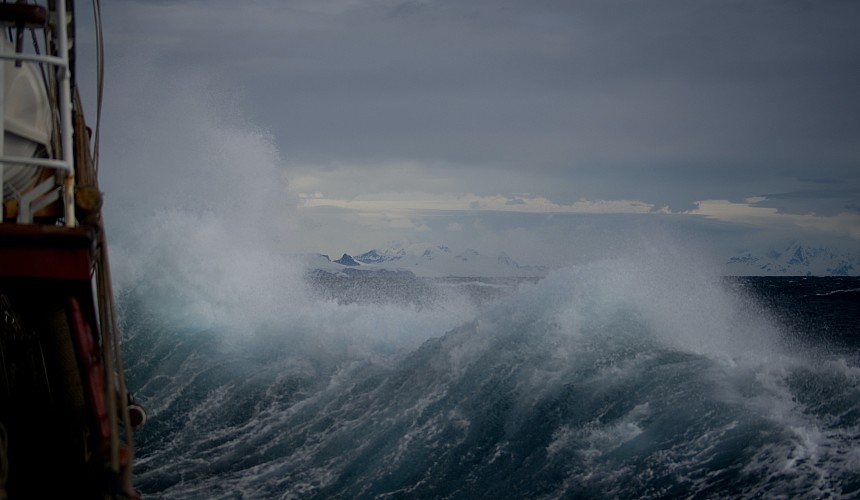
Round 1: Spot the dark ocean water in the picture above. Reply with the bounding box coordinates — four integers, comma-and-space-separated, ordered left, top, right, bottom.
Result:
119, 264, 860, 499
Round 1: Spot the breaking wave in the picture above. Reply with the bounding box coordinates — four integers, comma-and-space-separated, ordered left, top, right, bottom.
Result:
116, 253, 860, 499
100, 61, 859, 499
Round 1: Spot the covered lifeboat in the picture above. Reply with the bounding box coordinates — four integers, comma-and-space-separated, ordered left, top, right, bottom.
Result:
2, 36, 52, 211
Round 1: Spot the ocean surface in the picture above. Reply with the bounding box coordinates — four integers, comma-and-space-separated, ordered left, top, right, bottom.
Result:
119, 262, 860, 499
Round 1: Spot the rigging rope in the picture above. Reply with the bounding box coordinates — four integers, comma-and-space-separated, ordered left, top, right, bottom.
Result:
91, 0, 103, 173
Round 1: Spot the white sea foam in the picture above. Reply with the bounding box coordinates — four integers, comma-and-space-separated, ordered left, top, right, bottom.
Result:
98, 46, 859, 500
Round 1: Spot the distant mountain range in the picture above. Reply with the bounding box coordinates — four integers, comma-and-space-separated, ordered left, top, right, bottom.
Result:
308, 244, 548, 278
725, 242, 859, 276
301, 242, 859, 278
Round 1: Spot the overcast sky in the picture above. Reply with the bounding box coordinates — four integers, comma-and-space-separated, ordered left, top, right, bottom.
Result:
86, 0, 860, 266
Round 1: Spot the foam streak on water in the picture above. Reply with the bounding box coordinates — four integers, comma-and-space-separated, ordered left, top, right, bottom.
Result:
100, 67, 859, 499
117, 255, 860, 499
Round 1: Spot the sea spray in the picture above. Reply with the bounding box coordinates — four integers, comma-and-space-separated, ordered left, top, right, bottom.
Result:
115, 245, 860, 498
97, 45, 859, 500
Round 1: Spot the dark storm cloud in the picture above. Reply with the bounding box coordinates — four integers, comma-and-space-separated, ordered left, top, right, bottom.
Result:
100, 0, 860, 214
758, 187, 860, 216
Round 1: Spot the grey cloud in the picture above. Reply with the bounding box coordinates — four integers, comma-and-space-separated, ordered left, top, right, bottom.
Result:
91, 0, 860, 243
757, 186, 860, 216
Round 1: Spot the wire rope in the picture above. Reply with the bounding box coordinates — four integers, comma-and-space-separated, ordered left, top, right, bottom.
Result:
91, 0, 103, 172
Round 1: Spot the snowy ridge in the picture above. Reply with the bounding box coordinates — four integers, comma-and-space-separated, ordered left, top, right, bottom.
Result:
303, 242, 859, 277
726, 242, 859, 276
301, 245, 547, 278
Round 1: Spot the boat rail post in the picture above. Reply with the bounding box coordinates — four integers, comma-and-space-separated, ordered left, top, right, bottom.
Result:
55, 0, 75, 227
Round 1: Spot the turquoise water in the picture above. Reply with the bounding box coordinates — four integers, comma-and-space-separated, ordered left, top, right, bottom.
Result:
120, 263, 860, 499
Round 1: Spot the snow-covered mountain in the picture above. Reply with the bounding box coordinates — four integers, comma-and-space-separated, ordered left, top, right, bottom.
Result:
306, 245, 547, 278
725, 242, 859, 276
306, 242, 858, 278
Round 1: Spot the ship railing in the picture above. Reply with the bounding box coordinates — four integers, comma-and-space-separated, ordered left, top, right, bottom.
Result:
0, 1, 76, 227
